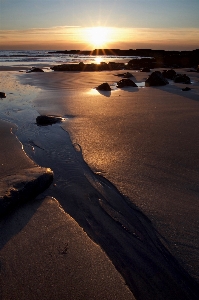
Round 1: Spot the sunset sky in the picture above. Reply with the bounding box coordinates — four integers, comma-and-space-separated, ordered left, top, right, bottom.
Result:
0, 0, 199, 50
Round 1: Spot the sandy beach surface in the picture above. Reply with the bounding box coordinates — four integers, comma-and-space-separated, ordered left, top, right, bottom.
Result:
0, 79, 135, 299
1, 66, 199, 299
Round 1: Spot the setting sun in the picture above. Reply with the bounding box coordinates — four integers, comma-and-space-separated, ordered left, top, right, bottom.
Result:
84, 27, 113, 48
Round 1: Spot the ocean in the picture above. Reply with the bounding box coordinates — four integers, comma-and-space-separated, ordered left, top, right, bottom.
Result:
0, 50, 137, 67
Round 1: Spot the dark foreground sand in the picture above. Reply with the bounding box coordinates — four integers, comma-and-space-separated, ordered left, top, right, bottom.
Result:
0, 120, 135, 299
1, 67, 199, 299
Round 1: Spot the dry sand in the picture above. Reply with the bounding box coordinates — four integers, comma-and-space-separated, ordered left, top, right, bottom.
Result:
1, 67, 199, 299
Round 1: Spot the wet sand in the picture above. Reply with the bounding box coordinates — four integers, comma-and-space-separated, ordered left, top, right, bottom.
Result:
19, 69, 199, 279
0, 122, 135, 299
1, 67, 199, 299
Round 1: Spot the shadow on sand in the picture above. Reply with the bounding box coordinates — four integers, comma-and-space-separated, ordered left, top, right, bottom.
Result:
1, 124, 199, 300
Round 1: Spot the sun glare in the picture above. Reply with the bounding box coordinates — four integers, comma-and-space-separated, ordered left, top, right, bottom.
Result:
85, 27, 112, 48
95, 57, 103, 64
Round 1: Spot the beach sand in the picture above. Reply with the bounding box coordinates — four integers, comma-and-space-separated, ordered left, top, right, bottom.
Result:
0, 122, 135, 299
1, 67, 199, 299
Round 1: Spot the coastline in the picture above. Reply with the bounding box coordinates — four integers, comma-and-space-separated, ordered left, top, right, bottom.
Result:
1, 66, 199, 299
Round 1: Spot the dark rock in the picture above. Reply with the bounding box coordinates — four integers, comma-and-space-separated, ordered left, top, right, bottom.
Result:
0, 167, 53, 217
0, 92, 6, 98
175, 74, 191, 83
182, 87, 191, 91
187, 69, 197, 72
128, 58, 156, 69
96, 82, 111, 91
51, 62, 125, 72
140, 68, 151, 72
145, 71, 169, 86
28, 67, 44, 73
115, 72, 134, 78
162, 69, 177, 79
36, 115, 63, 126
117, 79, 138, 88
174, 74, 191, 84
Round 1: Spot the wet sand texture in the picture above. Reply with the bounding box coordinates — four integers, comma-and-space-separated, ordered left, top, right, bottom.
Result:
0, 119, 135, 300
1, 69, 199, 299
0, 196, 135, 300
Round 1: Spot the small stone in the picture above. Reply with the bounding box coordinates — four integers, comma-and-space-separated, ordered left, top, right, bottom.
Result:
182, 87, 191, 91
0, 92, 6, 98
36, 115, 63, 126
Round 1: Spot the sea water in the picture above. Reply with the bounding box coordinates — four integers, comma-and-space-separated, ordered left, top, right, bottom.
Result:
0, 50, 138, 67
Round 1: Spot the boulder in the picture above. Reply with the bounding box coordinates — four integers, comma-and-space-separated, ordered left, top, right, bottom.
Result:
117, 79, 138, 88
96, 82, 111, 91
0, 92, 6, 98
36, 115, 63, 126
145, 71, 169, 86
174, 74, 191, 84
162, 69, 176, 79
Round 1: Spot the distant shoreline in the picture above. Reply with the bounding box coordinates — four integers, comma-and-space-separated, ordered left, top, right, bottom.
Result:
49, 48, 199, 68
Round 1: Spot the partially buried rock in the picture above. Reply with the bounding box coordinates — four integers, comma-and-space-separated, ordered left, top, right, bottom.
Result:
182, 87, 191, 91
145, 71, 169, 86
0, 92, 6, 98
0, 167, 53, 217
174, 74, 191, 84
28, 67, 44, 73
117, 79, 137, 88
115, 72, 134, 78
36, 115, 63, 126
96, 82, 111, 91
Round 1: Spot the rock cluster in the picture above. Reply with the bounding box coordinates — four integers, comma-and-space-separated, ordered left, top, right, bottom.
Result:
51, 62, 125, 72
145, 70, 191, 87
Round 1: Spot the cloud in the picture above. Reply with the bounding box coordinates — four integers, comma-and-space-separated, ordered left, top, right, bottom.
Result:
0, 26, 199, 50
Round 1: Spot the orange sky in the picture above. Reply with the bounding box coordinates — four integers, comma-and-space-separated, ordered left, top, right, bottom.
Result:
1, 26, 199, 51
1, 0, 199, 51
